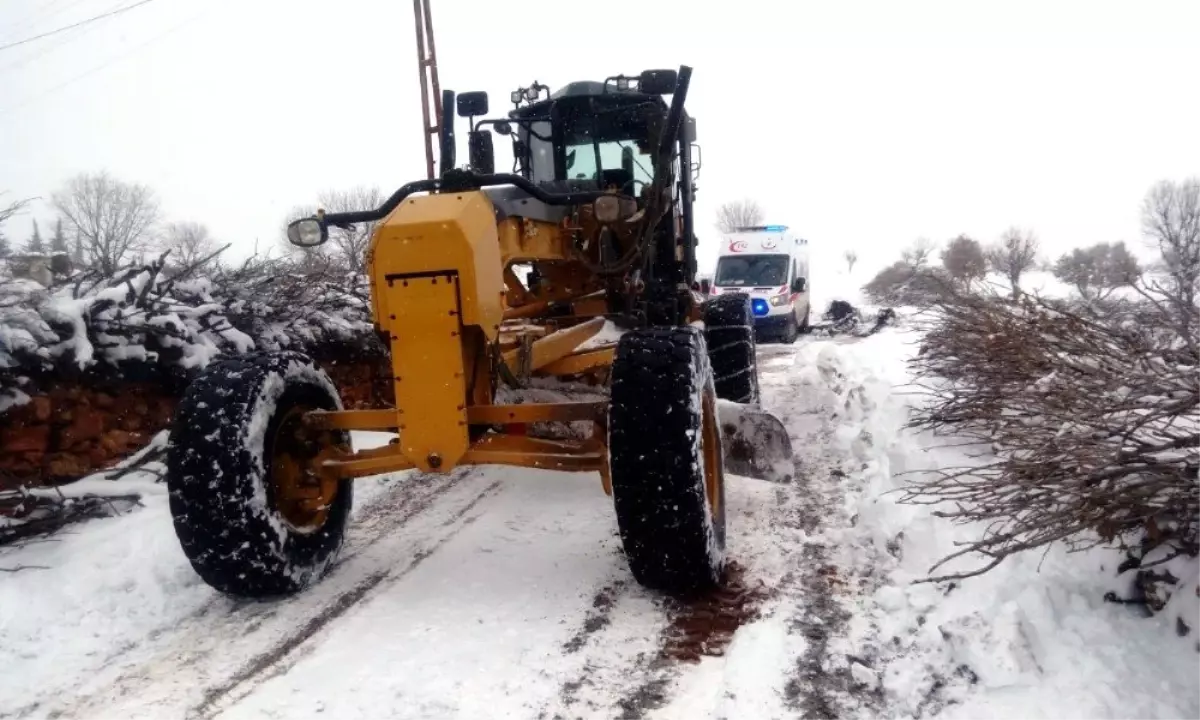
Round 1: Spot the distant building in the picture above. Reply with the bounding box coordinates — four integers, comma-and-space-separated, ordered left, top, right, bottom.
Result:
3, 252, 73, 287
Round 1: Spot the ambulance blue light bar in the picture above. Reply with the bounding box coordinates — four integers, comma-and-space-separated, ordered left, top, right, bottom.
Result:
735, 225, 789, 232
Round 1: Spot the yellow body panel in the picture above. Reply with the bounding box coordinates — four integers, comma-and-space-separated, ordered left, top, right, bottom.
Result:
364, 191, 510, 472
368, 192, 505, 340
386, 273, 468, 471
328, 188, 623, 481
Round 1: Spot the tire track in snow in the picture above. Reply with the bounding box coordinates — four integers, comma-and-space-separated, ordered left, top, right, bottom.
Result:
540, 339, 852, 720
538, 573, 671, 720
37, 469, 500, 720
765, 339, 883, 718
193, 476, 504, 719
535, 502, 781, 719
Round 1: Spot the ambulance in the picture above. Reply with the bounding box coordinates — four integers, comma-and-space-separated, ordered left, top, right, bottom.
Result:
709, 225, 811, 343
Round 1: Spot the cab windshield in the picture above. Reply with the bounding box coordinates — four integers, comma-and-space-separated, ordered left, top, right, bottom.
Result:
562, 134, 654, 189
520, 97, 659, 189
715, 254, 789, 287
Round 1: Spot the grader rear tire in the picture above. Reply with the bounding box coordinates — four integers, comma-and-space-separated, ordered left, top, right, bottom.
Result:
702, 292, 760, 404
166, 351, 354, 598
609, 327, 726, 596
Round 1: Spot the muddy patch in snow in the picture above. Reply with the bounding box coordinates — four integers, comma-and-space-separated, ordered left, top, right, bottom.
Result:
562, 580, 628, 654
660, 561, 769, 663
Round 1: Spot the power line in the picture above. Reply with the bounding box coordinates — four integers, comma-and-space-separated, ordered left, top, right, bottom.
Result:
0, 1, 129, 76
0, 1, 212, 118
0, 0, 158, 53
1, 0, 92, 43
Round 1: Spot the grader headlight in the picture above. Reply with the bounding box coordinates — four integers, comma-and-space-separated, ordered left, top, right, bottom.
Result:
286, 218, 327, 248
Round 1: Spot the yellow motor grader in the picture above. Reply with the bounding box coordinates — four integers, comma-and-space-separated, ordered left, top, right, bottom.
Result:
164, 65, 794, 599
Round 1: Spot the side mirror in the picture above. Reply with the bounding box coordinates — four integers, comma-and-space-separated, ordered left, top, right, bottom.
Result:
439, 89, 456, 175
287, 218, 327, 248
684, 117, 697, 143
638, 69, 678, 94
699, 278, 712, 294
456, 91, 489, 118
791, 277, 806, 293
468, 130, 495, 174
492, 121, 513, 136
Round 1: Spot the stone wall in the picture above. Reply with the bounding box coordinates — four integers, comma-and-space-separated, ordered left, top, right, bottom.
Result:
0, 357, 392, 490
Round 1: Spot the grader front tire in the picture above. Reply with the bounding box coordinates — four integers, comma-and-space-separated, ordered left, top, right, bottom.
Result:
608, 327, 727, 596
702, 292, 760, 404
166, 351, 354, 598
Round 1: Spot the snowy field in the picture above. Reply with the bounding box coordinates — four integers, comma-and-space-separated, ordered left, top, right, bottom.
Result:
1, 306, 1197, 719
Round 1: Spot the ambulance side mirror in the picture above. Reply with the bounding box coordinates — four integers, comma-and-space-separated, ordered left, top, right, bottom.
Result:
791, 277, 806, 293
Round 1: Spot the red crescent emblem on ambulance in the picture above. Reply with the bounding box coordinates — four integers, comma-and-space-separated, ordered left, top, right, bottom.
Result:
729, 240, 748, 252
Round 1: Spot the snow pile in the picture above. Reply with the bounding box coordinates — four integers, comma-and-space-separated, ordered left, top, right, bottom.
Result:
0, 257, 379, 410
811, 327, 1199, 719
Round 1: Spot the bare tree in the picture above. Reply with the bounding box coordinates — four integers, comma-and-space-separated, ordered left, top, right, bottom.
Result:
52, 171, 160, 274
986, 227, 1040, 298
1053, 241, 1140, 300
159, 221, 221, 269
844, 249, 858, 274
901, 237, 937, 270
1141, 177, 1199, 336
861, 238, 950, 306
0, 193, 33, 257
715, 199, 765, 234
940, 234, 987, 286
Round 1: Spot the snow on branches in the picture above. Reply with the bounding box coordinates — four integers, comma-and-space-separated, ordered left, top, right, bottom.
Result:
0, 252, 381, 410
902, 278, 1199, 584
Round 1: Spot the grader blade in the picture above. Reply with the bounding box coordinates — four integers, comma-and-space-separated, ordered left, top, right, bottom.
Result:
716, 399, 795, 483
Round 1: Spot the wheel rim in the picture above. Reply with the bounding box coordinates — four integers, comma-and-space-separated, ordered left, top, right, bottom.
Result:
269, 405, 341, 534
700, 386, 724, 521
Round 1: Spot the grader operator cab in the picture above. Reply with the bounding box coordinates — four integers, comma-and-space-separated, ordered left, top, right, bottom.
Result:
164, 66, 794, 601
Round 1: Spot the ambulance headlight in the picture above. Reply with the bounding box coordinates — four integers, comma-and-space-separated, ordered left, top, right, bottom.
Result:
769, 294, 789, 307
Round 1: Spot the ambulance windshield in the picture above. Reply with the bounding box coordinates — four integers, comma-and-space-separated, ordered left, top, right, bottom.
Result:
715, 255, 789, 287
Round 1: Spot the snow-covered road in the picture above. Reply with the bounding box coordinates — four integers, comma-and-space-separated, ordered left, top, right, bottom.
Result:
3, 326, 1197, 720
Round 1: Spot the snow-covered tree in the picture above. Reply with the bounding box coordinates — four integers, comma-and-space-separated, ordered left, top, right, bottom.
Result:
25, 220, 45, 254
51, 218, 68, 254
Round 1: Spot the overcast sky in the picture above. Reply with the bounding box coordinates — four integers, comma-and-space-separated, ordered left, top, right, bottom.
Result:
1, 0, 1198, 277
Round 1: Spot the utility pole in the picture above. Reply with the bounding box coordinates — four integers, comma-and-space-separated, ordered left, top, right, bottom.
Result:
412, 0, 443, 180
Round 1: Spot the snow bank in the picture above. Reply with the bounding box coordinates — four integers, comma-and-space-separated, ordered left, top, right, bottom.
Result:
820, 325, 1200, 719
